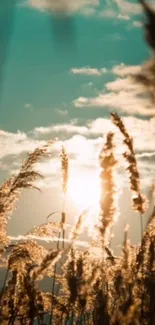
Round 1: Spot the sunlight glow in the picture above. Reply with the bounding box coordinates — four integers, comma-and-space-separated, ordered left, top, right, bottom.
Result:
67, 173, 100, 231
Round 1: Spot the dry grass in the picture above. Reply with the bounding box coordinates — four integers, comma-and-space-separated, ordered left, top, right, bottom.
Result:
0, 1, 155, 324
0, 113, 154, 325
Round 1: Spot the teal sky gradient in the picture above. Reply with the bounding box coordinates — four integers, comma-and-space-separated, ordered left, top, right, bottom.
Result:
0, 0, 149, 131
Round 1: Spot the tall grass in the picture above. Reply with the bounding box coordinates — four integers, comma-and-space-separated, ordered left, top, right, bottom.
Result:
0, 1, 155, 324
0, 113, 154, 325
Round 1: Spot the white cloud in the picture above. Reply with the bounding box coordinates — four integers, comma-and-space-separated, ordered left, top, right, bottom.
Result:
71, 67, 107, 76
74, 91, 155, 116
0, 130, 45, 160
99, 0, 141, 21
117, 13, 130, 20
112, 63, 141, 77
32, 116, 155, 158
99, 9, 129, 20
33, 126, 53, 135
80, 6, 96, 15
132, 21, 143, 28
0, 114, 155, 191
105, 76, 146, 93
99, 8, 116, 18
73, 63, 155, 116
113, 0, 142, 16
33, 117, 155, 189
34, 157, 60, 177
88, 117, 115, 134
34, 123, 89, 136
26, 0, 99, 14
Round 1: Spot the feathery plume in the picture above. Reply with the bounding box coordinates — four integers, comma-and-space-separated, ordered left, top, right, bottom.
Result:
60, 145, 69, 196
99, 132, 119, 248
0, 142, 52, 258
111, 112, 148, 216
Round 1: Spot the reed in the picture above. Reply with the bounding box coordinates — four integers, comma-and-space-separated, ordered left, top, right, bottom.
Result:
0, 1, 155, 323
111, 112, 148, 238
0, 118, 154, 324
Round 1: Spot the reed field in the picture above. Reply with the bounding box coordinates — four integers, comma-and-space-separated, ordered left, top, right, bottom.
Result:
0, 1, 155, 324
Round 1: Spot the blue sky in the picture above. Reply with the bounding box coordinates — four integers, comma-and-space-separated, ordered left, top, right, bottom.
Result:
0, 0, 155, 250
0, 0, 149, 131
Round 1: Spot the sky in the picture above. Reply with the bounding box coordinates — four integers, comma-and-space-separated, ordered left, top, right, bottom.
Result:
0, 0, 155, 252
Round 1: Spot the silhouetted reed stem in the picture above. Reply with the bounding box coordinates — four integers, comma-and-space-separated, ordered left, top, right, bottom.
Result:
62, 199, 66, 250
140, 214, 144, 240
111, 112, 148, 240
49, 146, 69, 324
61, 145, 69, 250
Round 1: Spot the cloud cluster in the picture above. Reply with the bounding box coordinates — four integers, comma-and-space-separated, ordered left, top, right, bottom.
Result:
73, 63, 155, 116
25, 0, 144, 25
99, 0, 147, 28
0, 113, 155, 189
25, 0, 146, 31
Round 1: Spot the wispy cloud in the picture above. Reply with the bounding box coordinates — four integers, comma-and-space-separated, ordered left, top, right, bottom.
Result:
26, 0, 100, 15
99, 8, 129, 21
55, 108, 68, 116
99, 8, 117, 18
113, 0, 142, 16
71, 67, 107, 76
34, 123, 89, 136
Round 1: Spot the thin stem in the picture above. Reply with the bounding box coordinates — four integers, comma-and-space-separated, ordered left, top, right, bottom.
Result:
62, 194, 66, 250
49, 209, 64, 325
140, 213, 145, 320
140, 214, 144, 240
0, 267, 9, 304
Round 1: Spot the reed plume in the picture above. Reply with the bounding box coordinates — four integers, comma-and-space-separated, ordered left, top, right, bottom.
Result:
99, 132, 118, 248
61, 145, 69, 197
111, 112, 148, 237
0, 112, 155, 324
0, 142, 51, 259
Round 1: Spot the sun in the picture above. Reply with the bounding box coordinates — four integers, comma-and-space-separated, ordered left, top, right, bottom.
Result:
67, 172, 100, 212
